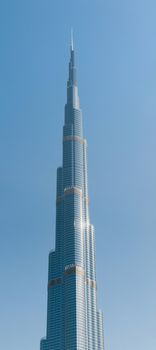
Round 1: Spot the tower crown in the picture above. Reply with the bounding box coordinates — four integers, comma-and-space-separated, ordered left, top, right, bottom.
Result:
70, 28, 74, 51
67, 33, 80, 109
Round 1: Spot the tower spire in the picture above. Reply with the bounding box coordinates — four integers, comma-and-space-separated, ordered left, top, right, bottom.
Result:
67, 31, 79, 108
70, 27, 74, 51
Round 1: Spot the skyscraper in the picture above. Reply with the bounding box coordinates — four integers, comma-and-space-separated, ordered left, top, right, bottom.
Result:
40, 36, 104, 350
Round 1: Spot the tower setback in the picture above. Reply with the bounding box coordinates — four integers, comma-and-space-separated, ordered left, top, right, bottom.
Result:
40, 37, 104, 350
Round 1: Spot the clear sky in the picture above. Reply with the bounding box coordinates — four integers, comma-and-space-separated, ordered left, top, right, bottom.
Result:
0, 1, 156, 349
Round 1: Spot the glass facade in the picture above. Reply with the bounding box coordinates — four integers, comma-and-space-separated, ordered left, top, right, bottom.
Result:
40, 39, 104, 350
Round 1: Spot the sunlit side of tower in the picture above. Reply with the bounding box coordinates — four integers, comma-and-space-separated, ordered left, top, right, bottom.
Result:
40, 36, 104, 350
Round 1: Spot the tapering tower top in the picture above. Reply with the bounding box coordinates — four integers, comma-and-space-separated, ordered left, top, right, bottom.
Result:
66, 31, 80, 109
70, 28, 74, 51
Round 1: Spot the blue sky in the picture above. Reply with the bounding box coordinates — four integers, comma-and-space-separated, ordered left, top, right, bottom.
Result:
0, 1, 156, 349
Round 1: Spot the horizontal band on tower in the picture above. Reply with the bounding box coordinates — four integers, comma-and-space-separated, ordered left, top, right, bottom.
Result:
84, 196, 90, 204
64, 265, 85, 277
48, 272, 96, 289
86, 278, 97, 289
48, 277, 62, 288
56, 195, 90, 204
64, 186, 82, 197
56, 187, 82, 204
56, 195, 63, 204
56, 187, 90, 204
63, 135, 87, 145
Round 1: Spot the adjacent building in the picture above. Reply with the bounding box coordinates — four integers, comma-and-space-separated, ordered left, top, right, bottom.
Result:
40, 37, 104, 350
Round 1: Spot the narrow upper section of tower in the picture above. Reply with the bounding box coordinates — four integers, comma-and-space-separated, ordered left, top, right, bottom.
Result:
68, 31, 77, 87
70, 28, 74, 51
66, 32, 80, 109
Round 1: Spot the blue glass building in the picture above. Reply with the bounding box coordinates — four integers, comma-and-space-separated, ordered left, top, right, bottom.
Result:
40, 37, 104, 350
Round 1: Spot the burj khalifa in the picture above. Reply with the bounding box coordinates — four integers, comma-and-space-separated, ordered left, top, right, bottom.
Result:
40, 35, 104, 350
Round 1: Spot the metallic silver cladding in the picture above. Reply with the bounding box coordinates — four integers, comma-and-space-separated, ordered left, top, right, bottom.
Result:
40, 41, 104, 350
